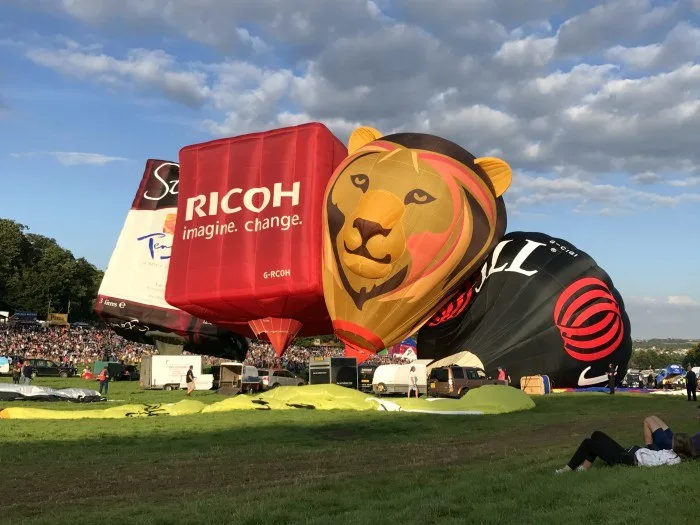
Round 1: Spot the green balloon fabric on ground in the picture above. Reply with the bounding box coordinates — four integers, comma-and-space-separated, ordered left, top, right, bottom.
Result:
0, 399, 206, 419
204, 384, 377, 412
382, 385, 535, 414
0, 385, 534, 419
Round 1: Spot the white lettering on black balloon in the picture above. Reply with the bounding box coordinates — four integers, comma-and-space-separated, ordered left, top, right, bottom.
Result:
143, 162, 179, 201
474, 239, 546, 293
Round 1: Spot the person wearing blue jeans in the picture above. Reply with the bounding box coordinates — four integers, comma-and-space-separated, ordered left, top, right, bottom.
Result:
98, 366, 110, 397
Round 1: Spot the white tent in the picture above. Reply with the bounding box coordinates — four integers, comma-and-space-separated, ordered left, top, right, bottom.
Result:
426, 351, 484, 372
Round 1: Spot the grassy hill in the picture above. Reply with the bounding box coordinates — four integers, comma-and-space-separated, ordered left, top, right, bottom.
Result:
0, 378, 697, 525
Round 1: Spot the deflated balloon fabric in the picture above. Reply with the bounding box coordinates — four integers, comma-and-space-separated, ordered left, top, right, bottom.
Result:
0, 385, 534, 419
0, 399, 206, 419
375, 385, 535, 414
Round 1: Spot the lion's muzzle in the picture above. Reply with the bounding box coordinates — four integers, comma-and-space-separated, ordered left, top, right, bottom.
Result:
341, 190, 406, 279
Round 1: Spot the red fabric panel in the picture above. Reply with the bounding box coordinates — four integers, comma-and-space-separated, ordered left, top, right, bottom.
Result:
166, 123, 347, 339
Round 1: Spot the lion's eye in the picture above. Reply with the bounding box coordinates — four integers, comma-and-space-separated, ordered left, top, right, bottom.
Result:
404, 189, 435, 205
350, 174, 369, 192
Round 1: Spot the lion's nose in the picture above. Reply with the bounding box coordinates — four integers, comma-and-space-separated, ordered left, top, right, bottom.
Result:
353, 218, 391, 244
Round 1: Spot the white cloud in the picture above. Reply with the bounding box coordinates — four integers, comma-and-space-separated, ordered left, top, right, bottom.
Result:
10, 151, 128, 166
604, 22, 700, 70
626, 295, 700, 338
10, 1, 700, 200
26, 45, 211, 107
668, 176, 700, 187
508, 173, 700, 214
494, 36, 557, 68
668, 295, 699, 306
555, 0, 676, 56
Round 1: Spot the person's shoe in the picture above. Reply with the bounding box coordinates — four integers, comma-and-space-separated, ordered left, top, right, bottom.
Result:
554, 466, 571, 475
575, 465, 588, 472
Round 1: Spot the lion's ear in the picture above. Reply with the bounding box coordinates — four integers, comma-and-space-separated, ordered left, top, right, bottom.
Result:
348, 126, 383, 154
474, 157, 512, 197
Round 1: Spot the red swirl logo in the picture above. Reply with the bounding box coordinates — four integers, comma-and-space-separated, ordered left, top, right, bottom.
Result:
427, 281, 474, 327
554, 277, 624, 362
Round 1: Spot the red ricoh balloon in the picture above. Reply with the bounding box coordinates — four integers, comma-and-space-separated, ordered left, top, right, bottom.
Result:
166, 123, 347, 356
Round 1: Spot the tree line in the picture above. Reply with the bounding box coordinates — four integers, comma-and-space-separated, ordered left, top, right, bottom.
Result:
629, 344, 700, 370
0, 219, 103, 322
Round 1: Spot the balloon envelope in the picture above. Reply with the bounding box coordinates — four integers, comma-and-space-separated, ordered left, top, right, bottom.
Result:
166, 123, 347, 355
94, 159, 248, 358
323, 129, 511, 359
417, 231, 632, 387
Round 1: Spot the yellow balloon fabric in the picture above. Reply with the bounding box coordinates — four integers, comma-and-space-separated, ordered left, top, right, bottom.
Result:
0, 399, 206, 420
322, 130, 511, 356
0, 385, 534, 419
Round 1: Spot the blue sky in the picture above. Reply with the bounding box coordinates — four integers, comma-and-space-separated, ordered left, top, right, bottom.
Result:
1, 0, 699, 338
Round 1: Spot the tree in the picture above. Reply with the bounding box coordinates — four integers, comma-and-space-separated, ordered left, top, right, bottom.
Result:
0, 218, 103, 321
683, 344, 700, 368
629, 349, 687, 370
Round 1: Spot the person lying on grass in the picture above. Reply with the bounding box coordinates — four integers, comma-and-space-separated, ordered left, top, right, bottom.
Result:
554, 430, 695, 474
642, 415, 700, 452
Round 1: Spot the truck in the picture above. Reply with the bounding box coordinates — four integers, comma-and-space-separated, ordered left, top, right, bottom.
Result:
139, 355, 210, 391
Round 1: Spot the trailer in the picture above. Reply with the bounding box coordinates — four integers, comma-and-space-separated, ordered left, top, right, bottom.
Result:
372, 360, 432, 396
308, 357, 358, 389
139, 355, 203, 391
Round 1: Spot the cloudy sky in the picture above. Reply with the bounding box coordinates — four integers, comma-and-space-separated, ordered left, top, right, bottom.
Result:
1, 0, 698, 338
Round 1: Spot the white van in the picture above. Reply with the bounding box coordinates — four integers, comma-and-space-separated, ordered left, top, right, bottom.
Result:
372, 359, 432, 396
139, 355, 202, 390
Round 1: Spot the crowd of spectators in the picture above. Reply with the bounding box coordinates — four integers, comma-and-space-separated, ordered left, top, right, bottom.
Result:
1, 324, 411, 372
0, 324, 154, 368
243, 342, 410, 371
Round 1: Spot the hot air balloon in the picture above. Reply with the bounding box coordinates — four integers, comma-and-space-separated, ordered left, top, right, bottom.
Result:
322, 127, 511, 362
94, 159, 249, 359
417, 231, 632, 388
165, 123, 347, 356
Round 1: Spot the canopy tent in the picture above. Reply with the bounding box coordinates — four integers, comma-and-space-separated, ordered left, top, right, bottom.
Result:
426, 351, 484, 372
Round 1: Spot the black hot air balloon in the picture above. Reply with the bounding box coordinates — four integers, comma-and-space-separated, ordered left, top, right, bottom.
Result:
417, 231, 632, 388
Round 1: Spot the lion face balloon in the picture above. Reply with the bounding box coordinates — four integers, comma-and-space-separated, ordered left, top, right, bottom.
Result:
322, 127, 512, 356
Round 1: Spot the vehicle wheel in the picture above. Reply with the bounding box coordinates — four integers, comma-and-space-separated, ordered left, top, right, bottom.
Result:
297, 382, 304, 387
377, 383, 386, 395
458, 388, 469, 398
164, 385, 173, 391
31, 371, 37, 379
59, 371, 68, 378
271, 383, 280, 389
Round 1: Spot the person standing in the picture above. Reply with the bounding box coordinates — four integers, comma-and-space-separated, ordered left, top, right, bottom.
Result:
407, 366, 419, 398
97, 366, 110, 397
12, 360, 22, 384
22, 360, 33, 385
685, 365, 697, 402
185, 365, 196, 396
607, 363, 616, 395
497, 366, 511, 385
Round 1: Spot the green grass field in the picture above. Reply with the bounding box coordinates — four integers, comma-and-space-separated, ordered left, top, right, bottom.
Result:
0, 378, 697, 525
